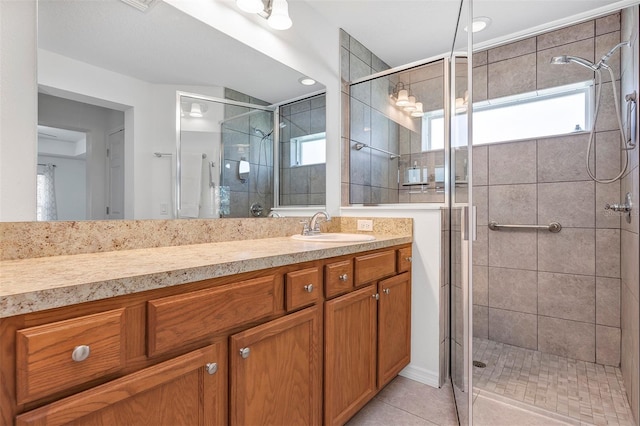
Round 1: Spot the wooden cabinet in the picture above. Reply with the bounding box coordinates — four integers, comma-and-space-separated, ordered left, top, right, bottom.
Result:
324, 285, 378, 426
230, 306, 321, 426
148, 275, 283, 356
324, 259, 353, 298
285, 267, 322, 311
15, 342, 227, 426
16, 308, 126, 404
378, 272, 411, 388
354, 250, 396, 287
397, 247, 413, 273
4, 243, 411, 426
325, 255, 412, 426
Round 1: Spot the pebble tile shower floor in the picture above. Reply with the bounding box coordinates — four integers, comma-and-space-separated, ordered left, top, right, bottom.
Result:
473, 337, 635, 425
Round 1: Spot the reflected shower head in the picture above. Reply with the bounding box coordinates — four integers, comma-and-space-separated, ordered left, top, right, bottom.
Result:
550, 55, 598, 71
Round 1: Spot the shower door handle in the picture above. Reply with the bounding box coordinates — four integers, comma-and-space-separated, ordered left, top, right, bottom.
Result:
461, 206, 477, 242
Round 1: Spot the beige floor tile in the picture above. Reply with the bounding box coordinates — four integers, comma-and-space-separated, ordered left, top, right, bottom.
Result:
473, 394, 574, 425
346, 397, 439, 426
376, 376, 459, 426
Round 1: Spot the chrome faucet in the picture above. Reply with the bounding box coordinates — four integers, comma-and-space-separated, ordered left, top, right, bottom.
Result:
301, 211, 331, 235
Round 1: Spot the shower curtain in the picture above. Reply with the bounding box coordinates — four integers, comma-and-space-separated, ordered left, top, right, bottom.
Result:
37, 163, 57, 221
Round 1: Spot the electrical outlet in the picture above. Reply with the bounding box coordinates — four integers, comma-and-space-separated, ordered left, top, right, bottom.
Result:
357, 219, 373, 232
160, 203, 169, 215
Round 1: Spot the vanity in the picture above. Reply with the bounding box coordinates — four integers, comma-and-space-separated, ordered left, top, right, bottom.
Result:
0, 223, 412, 426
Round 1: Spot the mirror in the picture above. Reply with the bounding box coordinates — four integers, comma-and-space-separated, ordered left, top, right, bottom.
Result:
279, 93, 327, 206
34, 0, 325, 221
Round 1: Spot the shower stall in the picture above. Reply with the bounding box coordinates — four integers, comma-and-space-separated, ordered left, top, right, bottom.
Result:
458, 7, 640, 425
344, 3, 640, 424
177, 91, 275, 218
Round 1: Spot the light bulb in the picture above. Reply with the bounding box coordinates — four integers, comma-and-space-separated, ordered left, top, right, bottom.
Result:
236, 0, 264, 13
411, 102, 424, 117
395, 89, 410, 107
404, 96, 417, 112
189, 103, 203, 118
268, 0, 292, 30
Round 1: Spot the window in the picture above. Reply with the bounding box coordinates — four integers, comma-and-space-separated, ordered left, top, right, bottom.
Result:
290, 132, 326, 167
423, 81, 593, 149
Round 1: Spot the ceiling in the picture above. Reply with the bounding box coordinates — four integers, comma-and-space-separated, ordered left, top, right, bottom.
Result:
306, 0, 633, 67
38, 0, 634, 105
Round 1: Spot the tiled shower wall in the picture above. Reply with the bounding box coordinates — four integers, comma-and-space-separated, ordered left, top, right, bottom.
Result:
620, 6, 639, 422
472, 14, 624, 367
222, 89, 273, 217
279, 94, 326, 206
340, 30, 396, 205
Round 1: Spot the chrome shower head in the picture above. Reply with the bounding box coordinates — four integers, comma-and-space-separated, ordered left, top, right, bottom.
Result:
550, 55, 598, 71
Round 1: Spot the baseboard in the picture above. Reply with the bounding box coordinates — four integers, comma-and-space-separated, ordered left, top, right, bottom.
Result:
399, 364, 440, 388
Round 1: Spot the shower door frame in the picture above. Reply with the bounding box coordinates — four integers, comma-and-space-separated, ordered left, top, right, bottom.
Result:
175, 91, 276, 218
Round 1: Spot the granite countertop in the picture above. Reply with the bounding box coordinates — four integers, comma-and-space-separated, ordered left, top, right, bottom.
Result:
0, 234, 411, 318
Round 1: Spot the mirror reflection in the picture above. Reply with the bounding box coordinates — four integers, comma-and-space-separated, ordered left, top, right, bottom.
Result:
35, 0, 325, 221
279, 93, 327, 206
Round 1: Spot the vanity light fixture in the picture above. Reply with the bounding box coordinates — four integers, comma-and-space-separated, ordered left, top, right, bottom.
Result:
189, 103, 204, 118
464, 16, 492, 33
411, 102, 425, 117
403, 96, 417, 112
236, 0, 292, 30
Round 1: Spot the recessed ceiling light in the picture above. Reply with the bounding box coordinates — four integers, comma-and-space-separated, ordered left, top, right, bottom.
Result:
464, 16, 492, 33
299, 77, 316, 86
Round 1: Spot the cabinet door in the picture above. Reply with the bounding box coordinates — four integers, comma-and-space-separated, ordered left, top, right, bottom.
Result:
324, 284, 377, 426
378, 272, 411, 388
230, 306, 321, 426
15, 343, 227, 426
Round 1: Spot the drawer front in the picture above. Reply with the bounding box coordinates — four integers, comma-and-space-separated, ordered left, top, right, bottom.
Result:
148, 275, 283, 357
354, 250, 396, 287
16, 308, 126, 404
324, 259, 353, 298
286, 267, 321, 311
397, 247, 413, 273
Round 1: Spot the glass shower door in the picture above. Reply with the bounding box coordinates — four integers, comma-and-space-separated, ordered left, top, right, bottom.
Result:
449, 0, 473, 423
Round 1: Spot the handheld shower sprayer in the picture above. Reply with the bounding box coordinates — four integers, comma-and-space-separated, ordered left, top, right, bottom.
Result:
549, 39, 633, 183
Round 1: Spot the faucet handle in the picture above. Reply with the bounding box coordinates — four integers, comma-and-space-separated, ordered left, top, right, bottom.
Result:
299, 221, 310, 235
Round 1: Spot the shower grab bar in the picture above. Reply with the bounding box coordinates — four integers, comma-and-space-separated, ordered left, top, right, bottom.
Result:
155, 152, 207, 158
354, 142, 399, 159
489, 221, 562, 233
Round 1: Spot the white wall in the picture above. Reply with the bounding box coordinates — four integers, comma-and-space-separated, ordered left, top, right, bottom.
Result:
0, 0, 37, 221
38, 155, 86, 220
341, 206, 443, 387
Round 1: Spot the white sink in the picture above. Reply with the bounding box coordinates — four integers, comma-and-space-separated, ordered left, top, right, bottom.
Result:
290, 233, 376, 243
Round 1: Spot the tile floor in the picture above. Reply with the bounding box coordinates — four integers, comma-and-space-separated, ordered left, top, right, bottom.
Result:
349, 337, 637, 426
348, 375, 583, 426
473, 337, 636, 426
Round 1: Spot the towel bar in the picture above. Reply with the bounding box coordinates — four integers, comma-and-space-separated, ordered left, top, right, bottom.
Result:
488, 221, 562, 233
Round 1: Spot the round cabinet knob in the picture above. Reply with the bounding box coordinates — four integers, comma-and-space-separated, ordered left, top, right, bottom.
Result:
383, 288, 391, 295
240, 347, 251, 359
206, 362, 218, 375
405, 256, 412, 262
71, 345, 91, 362
339, 274, 348, 281
304, 284, 314, 293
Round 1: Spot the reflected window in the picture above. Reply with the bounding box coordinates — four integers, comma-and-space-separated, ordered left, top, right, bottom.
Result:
290, 132, 326, 167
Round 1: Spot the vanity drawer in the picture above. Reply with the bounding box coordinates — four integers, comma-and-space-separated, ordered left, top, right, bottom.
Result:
148, 275, 283, 356
286, 267, 322, 311
324, 259, 353, 298
354, 250, 396, 287
16, 308, 126, 404
397, 247, 413, 273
